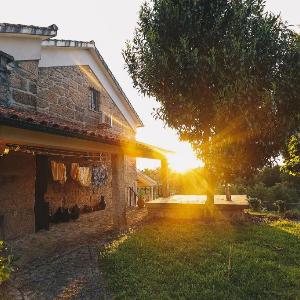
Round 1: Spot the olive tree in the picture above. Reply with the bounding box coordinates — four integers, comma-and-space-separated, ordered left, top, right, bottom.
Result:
124, 0, 300, 203
283, 135, 300, 177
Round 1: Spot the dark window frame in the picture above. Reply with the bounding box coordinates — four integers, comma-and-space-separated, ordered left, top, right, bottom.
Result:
89, 88, 100, 112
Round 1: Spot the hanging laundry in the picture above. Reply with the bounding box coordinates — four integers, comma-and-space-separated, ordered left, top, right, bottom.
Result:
70, 163, 80, 181
78, 167, 92, 187
50, 161, 67, 184
92, 165, 108, 187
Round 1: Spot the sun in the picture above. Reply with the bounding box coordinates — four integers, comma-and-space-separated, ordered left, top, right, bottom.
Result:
167, 142, 203, 173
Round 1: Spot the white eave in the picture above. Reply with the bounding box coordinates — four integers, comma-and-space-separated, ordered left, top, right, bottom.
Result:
0, 23, 58, 40
41, 39, 144, 129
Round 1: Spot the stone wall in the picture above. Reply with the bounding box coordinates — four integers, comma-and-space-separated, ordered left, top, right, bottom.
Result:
45, 153, 113, 217
111, 154, 127, 228
37, 65, 135, 139
0, 61, 138, 237
5, 61, 136, 140
124, 156, 137, 205
0, 51, 14, 105
0, 152, 35, 240
8, 60, 39, 110
0, 151, 137, 240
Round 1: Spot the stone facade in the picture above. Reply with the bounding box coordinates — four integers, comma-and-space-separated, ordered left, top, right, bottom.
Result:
0, 51, 14, 105
45, 153, 113, 215
0, 152, 35, 240
0, 57, 138, 239
45, 154, 137, 214
5, 59, 136, 140
111, 154, 127, 229
124, 156, 137, 205
37, 65, 135, 139
8, 60, 39, 110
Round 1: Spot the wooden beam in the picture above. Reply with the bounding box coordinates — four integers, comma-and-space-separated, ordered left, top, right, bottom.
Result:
0, 125, 167, 160
0, 125, 123, 154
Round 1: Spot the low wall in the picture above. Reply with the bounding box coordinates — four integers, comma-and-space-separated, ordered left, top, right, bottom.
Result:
146, 203, 249, 221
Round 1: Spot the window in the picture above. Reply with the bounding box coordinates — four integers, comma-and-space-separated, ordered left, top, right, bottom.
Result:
90, 88, 100, 111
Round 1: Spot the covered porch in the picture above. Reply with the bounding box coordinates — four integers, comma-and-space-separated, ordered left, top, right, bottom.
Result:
0, 108, 171, 238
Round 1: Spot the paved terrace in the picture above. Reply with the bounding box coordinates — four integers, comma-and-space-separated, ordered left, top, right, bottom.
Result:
149, 194, 248, 205
2, 208, 148, 300
146, 195, 249, 219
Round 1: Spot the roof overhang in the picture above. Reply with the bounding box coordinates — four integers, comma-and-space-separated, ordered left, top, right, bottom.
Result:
0, 23, 58, 40
137, 171, 157, 187
0, 124, 167, 160
0, 106, 168, 160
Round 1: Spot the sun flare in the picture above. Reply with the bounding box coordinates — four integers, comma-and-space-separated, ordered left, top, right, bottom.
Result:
166, 141, 203, 173
137, 141, 203, 172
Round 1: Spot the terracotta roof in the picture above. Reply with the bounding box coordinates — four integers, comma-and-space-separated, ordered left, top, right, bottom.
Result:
0, 23, 58, 38
0, 105, 122, 144
42, 39, 143, 127
0, 106, 169, 159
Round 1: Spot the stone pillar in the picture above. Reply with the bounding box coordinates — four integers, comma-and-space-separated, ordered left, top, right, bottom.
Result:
161, 158, 169, 198
150, 186, 154, 201
111, 154, 127, 230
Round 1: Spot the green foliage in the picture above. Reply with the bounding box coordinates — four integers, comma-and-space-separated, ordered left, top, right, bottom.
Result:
283, 135, 300, 177
100, 221, 300, 299
142, 165, 300, 209
124, 0, 300, 182
248, 197, 262, 211
274, 200, 286, 214
142, 168, 161, 185
284, 210, 300, 221
256, 165, 281, 187
0, 241, 13, 285
222, 166, 300, 210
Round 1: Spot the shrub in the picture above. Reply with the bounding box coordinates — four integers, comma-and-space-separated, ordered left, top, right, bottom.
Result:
246, 182, 299, 211
284, 210, 300, 220
0, 241, 13, 285
274, 200, 286, 214
248, 197, 262, 211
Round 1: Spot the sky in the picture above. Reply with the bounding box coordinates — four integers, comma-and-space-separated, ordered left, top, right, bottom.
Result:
0, 0, 299, 171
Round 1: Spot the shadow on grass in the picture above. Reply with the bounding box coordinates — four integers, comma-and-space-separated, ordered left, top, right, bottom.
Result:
99, 219, 300, 300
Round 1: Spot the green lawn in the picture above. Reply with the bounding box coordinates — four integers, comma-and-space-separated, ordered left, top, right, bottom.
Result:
99, 220, 300, 300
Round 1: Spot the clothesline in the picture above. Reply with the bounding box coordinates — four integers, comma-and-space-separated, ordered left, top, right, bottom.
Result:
6, 144, 108, 161
51, 160, 108, 187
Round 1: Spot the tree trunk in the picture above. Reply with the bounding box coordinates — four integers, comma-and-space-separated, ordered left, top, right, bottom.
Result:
206, 169, 215, 205
203, 126, 215, 205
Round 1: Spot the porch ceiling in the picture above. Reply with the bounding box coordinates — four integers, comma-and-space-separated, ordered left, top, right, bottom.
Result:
0, 124, 168, 160
0, 106, 171, 160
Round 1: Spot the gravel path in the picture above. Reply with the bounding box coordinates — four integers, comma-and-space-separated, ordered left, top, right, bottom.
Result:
1, 208, 148, 300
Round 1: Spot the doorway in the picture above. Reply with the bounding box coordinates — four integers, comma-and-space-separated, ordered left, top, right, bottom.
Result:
34, 155, 49, 232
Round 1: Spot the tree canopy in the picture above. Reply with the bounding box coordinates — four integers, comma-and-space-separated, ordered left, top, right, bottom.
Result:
283, 135, 300, 177
124, 0, 300, 188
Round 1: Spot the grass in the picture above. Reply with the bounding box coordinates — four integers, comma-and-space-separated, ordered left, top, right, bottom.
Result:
99, 220, 300, 300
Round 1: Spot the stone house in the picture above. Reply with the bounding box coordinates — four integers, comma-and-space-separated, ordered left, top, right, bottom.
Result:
0, 23, 169, 240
